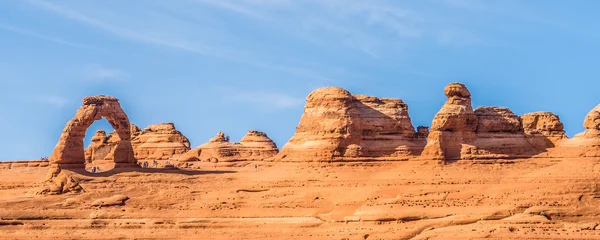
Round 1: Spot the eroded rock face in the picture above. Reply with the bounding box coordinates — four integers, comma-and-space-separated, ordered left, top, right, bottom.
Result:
522, 112, 565, 136
84, 130, 116, 163
421, 83, 477, 160
465, 107, 545, 159
276, 87, 360, 161
521, 112, 567, 148
583, 104, 600, 131
354, 95, 426, 159
131, 123, 191, 161
50, 96, 136, 168
86, 123, 190, 162
275, 87, 425, 162
178, 131, 278, 162
475, 107, 521, 133
554, 104, 600, 157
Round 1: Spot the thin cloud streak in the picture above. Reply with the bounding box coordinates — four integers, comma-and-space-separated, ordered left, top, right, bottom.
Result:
25, 0, 341, 83
0, 23, 97, 49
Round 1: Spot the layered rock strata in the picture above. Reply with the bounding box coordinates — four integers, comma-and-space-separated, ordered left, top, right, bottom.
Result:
420, 83, 568, 160
86, 123, 190, 162
178, 131, 278, 162
275, 87, 426, 162
521, 112, 567, 148
131, 123, 191, 161
463, 107, 545, 159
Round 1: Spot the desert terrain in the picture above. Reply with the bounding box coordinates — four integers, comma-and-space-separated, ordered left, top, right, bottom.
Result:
0, 158, 598, 239
0, 82, 598, 239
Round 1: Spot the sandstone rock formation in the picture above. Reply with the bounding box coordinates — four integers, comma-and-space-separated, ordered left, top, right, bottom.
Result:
522, 112, 567, 147
420, 84, 563, 160
464, 107, 545, 159
554, 104, 600, 157
86, 123, 190, 162
131, 123, 190, 161
178, 131, 278, 162
275, 87, 426, 162
50, 96, 136, 169
421, 83, 477, 160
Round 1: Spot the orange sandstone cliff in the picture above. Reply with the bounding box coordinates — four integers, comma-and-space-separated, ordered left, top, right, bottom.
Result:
275, 87, 426, 162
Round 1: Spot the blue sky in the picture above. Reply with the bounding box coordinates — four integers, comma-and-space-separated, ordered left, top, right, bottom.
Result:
1, 0, 599, 160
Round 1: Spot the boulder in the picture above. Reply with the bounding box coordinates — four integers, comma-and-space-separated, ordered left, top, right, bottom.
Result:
178, 131, 278, 162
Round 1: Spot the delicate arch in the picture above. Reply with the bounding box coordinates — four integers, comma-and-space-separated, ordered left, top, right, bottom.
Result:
50, 96, 137, 168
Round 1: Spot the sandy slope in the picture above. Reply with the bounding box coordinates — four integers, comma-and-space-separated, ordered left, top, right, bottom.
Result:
0, 158, 598, 239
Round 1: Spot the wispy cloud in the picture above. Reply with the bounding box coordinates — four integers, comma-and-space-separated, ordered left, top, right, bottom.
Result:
0, 23, 97, 49
25, 0, 218, 56
214, 87, 304, 109
83, 64, 128, 81
25, 0, 344, 83
33, 95, 68, 108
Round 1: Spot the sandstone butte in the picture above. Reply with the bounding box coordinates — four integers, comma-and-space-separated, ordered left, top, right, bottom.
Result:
0, 84, 598, 239
275, 87, 427, 162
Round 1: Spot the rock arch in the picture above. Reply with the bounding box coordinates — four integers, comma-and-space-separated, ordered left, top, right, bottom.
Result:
49, 96, 137, 169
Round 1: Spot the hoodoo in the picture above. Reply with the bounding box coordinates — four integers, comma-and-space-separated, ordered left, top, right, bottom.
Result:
275, 87, 426, 162
50, 96, 136, 168
420, 83, 477, 160
420, 83, 565, 160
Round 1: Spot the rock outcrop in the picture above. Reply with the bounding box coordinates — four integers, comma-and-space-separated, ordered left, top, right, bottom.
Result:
421, 83, 477, 160
554, 104, 600, 157
178, 131, 278, 162
522, 112, 567, 147
464, 107, 545, 159
420, 84, 561, 160
583, 104, 600, 133
50, 96, 136, 169
131, 123, 190, 161
275, 87, 426, 162
86, 123, 190, 162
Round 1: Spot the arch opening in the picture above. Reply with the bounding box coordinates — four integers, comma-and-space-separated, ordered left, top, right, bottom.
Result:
49, 96, 137, 169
